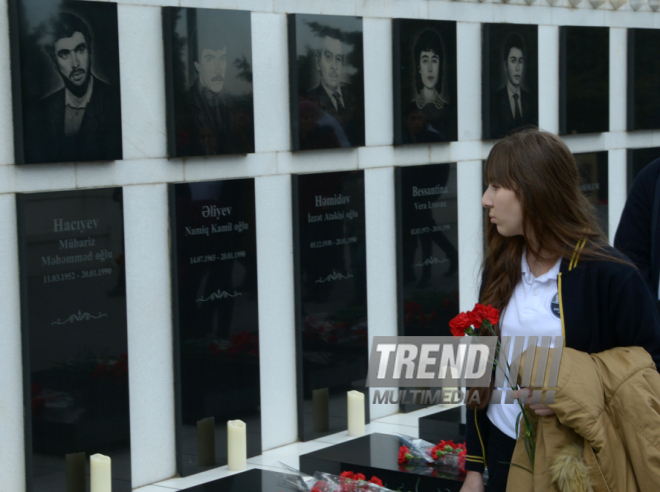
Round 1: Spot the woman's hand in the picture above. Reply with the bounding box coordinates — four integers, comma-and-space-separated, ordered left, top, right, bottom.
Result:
460, 471, 485, 492
516, 388, 555, 416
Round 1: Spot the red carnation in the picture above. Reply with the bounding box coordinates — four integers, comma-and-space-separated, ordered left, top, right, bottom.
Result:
369, 476, 383, 486
354, 473, 365, 481
449, 312, 473, 337
398, 445, 413, 463
340, 471, 354, 479
471, 303, 499, 328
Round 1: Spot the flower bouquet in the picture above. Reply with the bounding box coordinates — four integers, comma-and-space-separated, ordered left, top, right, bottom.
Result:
279, 468, 391, 492
449, 303, 536, 470
397, 435, 466, 475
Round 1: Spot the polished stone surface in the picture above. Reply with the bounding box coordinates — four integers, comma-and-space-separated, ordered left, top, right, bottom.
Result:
628, 29, 660, 131
560, 27, 609, 135
574, 152, 609, 237
288, 15, 365, 151
17, 188, 130, 492
395, 163, 459, 412
170, 179, 261, 477
418, 407, 465, 445
299, 433, 464, 491
627, 147, 660, 192
163, 8, 255, 158
393, 20, 458, 145
482, 24, 539, 140
292, 171, 369, 441
178, 469, 297, 491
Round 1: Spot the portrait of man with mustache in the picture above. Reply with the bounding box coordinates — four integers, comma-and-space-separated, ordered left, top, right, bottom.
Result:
164, 7, 254, 158
24, 11, 122, 164
179, 38, 233, 156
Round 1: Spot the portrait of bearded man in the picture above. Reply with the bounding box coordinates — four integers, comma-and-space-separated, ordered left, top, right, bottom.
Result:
23, 11, 122, 164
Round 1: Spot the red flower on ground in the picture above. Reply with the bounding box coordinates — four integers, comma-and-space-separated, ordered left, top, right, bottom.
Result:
369, 476, 383, 486
398, 445, 413, 463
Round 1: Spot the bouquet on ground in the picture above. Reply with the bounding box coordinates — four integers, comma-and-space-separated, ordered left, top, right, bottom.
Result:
397, 435, 467, 474
280, 467, 390, 492
449, 303, 536, 470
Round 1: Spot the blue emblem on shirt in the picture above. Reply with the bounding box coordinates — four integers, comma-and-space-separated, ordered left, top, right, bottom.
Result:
550, 293, 560, 319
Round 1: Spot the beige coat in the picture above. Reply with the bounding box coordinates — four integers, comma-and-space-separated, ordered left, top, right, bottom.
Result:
506, 347, 660, 492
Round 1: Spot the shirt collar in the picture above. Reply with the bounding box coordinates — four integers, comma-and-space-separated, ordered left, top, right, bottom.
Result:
521, 249, 562, 284
322, 84, 342, 101
65, 76, 94, 109
506, 81, 521, 98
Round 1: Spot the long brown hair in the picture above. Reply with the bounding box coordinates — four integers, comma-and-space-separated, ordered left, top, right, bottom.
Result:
470, 129, 619, 409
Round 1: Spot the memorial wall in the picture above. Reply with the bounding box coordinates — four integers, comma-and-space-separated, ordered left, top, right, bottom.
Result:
0, 0, 659, 489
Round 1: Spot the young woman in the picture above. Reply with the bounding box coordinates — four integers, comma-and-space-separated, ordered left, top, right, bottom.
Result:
460, 129, 660, 492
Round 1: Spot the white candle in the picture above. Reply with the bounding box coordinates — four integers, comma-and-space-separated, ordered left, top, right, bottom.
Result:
90, 454, 111, 492
347, 390, 365, 436
227, 420, 247, 471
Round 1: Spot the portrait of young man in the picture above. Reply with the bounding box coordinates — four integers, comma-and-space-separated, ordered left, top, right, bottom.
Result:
11, 2, 123, 164
483, 24, 538, 140
290, 14, 365, 151
164, 8, 254, 158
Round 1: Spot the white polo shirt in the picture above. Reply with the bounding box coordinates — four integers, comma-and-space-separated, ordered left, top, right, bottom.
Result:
487, 250, 563, 439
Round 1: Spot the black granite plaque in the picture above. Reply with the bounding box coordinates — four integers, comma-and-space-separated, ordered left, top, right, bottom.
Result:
169, 179, 261, 477
418, 408, 465, 445
395, 164, 459, 412
17, 188, 129, 492
392, 19, 458, 145
628, 29, 660, 131
8, 0, 123, 164
292, 171, 369, 441
627, 147, 660, 193
299, 433, 464, 491
178, 469, 301, 491
574, 152, 609, 237
163, 8, 255, 158
482, 24, 538, 140
559, 27, 609, 135
288, 14, 365, 151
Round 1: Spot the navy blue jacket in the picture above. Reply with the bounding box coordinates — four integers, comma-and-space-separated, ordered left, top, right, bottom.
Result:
464, 242, 660, 473
614, 158, 660, 299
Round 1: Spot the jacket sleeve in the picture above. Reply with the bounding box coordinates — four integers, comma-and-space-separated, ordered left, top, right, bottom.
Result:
464, 404, 490, 473
609, 263, 660, 372
614, 158, 660, 298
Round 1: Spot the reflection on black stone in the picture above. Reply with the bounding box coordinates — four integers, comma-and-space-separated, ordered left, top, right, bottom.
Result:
393, 19, 459, 145
560, 27, 609, 135
293, 171, 369, 441
170, 179, 261, 477
299, 433, 464, 491
397, 164, 459, 336
396, 164, 459, 412
574, 152, 609, 237
628, 29, 660, 131
17, 188, 130, 492
627, 147, 660, 193
163, 8, 255, 158
174, 468, 301, 491
289, 14, 366, 151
